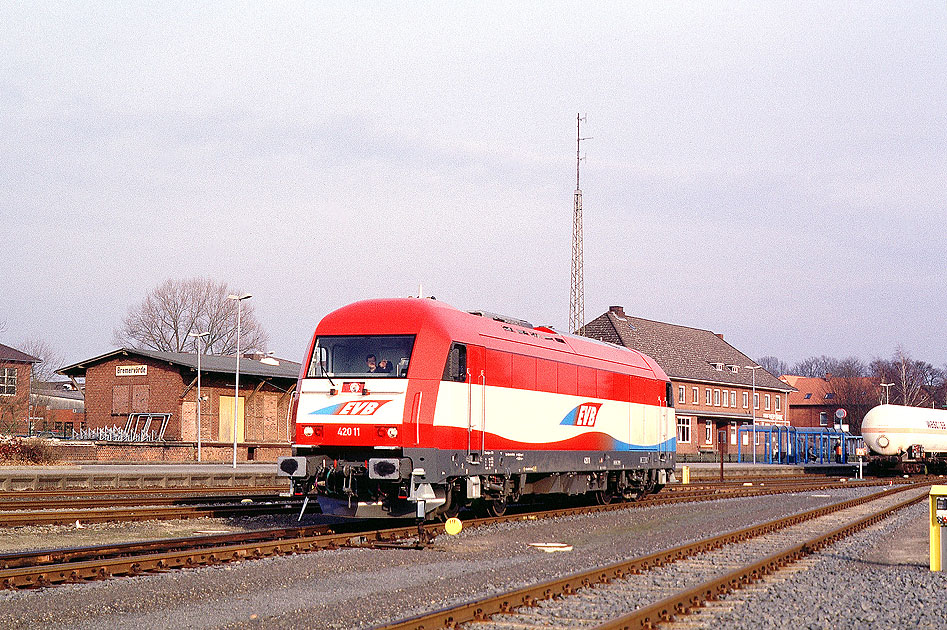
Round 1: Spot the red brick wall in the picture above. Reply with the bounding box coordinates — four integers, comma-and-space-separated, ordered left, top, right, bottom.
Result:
85, 356, 187, 437
0, 361, 33, 435
83, 354, 293, 446
49, 441, 290, 463
671, 378, 788, 456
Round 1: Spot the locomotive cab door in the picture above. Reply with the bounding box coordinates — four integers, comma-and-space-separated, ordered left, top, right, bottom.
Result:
466, 345, 486, 462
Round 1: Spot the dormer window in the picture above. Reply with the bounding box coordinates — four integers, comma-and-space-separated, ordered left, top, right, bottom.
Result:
727, 365, 739, 374
711, 362, 724, 371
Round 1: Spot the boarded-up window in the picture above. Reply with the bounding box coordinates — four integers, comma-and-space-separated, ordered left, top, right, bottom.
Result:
112, 385, 130, 414
132, 385, 150, 413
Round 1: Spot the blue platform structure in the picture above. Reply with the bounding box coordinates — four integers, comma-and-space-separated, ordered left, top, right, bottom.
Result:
736, 425, 863, 465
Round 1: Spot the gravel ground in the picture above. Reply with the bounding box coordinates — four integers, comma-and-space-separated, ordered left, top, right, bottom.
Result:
709, 500, 947, 630
0, 486, 925, 630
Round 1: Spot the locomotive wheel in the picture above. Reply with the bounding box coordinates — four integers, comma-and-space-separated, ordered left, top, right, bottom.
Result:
485, 496, 508, 517
595, 488, 615, 505
436, 486, 464, 521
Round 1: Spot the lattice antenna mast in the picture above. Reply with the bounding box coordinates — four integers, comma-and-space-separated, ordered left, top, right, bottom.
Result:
570, 113, 591, 335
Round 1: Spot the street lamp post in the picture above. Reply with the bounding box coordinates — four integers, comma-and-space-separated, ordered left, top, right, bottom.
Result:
880, 382, 894, 405
746, 365, 763, 464
228, 293, 252, 469
189, 331, 210, 463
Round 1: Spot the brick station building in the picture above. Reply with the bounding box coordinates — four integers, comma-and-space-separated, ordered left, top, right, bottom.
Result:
59, 348, 299, 462
0, 343, 39, 435
584, 306, 794, 461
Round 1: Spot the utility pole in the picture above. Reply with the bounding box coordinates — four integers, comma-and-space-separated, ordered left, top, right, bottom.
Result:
570, 113, 591, 335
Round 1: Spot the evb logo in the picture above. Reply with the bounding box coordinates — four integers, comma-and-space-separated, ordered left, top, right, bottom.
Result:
560, 402, 602, 427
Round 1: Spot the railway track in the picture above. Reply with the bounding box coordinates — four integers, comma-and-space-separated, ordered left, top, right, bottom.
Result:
0, 476, 914, 591
0, 476, 899, 528
0, 485, 295, 527
375, 482, 930, 630
0, 499, 303, 527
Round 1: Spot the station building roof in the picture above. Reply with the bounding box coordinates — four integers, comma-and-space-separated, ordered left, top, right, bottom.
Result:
0, 342, 40, 364
583, 306, 793, 393
58, 347, 300, 381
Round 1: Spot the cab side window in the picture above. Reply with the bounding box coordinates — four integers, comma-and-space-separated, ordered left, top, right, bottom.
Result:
442, 343, 467, 382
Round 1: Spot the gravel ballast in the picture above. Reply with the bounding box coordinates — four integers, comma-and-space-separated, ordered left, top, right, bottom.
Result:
0, 486, 934, 629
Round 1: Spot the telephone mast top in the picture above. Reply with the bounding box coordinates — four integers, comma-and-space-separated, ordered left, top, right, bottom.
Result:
570, 114, 591, 335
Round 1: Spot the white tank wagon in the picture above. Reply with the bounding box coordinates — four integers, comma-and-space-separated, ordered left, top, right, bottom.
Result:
861, 404, 947, 474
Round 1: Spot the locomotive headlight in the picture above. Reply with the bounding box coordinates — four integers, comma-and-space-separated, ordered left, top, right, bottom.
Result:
387, 427, 398, 439
303, 426, 314, 437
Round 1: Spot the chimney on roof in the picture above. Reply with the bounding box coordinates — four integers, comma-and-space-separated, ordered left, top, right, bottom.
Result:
609, 306, 625, 317
715, 333, 724, 340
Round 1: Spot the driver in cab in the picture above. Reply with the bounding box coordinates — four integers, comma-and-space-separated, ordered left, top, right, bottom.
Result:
366, 354, 392, 374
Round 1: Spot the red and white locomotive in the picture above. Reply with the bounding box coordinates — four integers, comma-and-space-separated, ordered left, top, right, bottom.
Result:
277, 298, 676, 519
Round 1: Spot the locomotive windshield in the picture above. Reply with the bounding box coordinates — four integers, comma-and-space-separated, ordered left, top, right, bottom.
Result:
307, 335, 415, 378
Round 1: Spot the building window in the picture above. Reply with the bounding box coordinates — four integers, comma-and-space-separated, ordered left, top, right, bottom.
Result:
754, 393, 759, 410
692, 387, 698, 404
764, 394, 771, 410
677, 416, 691, 443
728, 365, 739, 374
713, 389, 721, 406
705, 420, 713, 443
730, 421, 738, 445
678, 386, 685, 406
820, 412, 828, 426
0, 367, 16, 395
825, 392, 835, 400
775, 395, 781, 412
742, 391, 748, 408
730, 391, 736, 408
804, 393, 812, 399
706, 388, 712, 405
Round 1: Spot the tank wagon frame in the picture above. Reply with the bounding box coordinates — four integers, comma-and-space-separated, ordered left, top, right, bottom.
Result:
278, 298, 676, 519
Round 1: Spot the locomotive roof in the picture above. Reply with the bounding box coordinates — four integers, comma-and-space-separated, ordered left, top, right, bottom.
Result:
316, 298, 669, 380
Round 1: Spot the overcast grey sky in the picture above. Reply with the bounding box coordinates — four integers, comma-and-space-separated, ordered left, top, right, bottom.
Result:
1, 2, 945, 369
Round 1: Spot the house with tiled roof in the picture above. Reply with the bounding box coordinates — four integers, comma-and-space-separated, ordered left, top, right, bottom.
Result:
781, 374, 880, 434
583, 306, 794, 460
0, 342, 40, 435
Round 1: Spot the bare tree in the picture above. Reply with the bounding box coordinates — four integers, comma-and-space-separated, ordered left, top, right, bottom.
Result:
18, 338, 63, 384
788, 355, 837, 377
113, 278, 269, 355
869, 348, 944, 407
756, 356, 789, 378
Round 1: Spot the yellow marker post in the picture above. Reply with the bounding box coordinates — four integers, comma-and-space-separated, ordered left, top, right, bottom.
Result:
681, 465, 690, 485
445, 517, 463, 536
930, 485, 947, 571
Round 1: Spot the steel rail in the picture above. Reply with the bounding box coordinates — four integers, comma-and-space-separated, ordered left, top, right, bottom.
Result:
0, 485, 288, 500
372, 482, 928, 630
0, 493, 293, 511
0, 500, 302, 527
